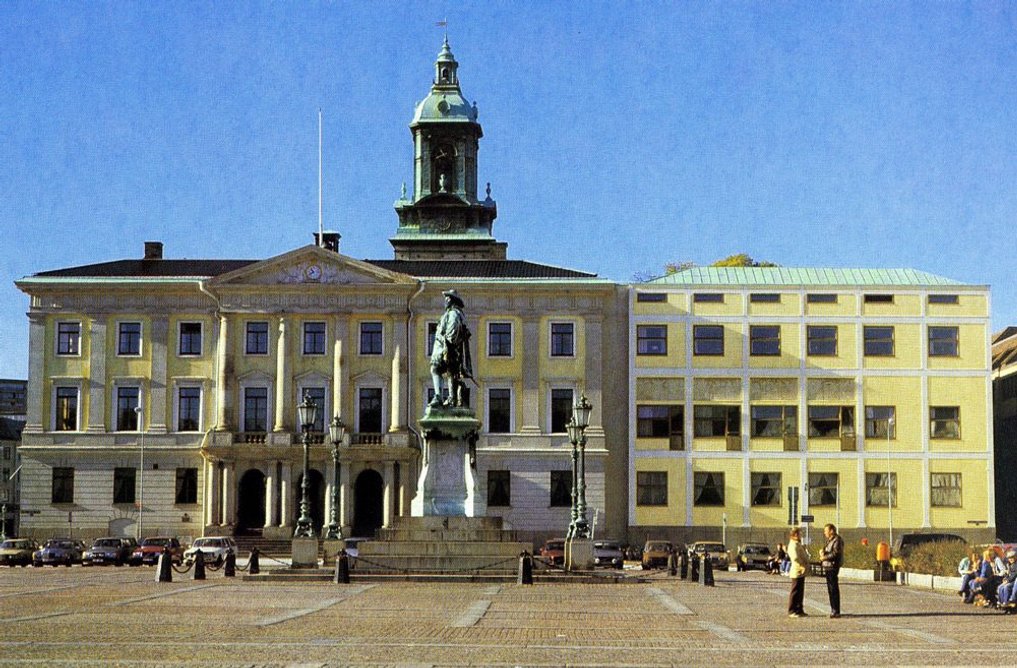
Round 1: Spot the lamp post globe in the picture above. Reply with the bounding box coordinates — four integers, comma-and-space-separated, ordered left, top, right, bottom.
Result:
324, 415, 346, 540
293, 393, 319, 538
566, 393, 593, 540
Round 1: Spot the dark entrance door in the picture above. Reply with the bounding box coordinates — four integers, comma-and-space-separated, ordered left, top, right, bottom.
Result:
296, 469, 326, 531
353, 469, 384, 537
237, 469, 266, 534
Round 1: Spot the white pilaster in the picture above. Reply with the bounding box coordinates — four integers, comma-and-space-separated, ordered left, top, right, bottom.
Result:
390, 344, 402, 432
279, 463, 292, 526
23, 314, 45, 433
274, 318, 288, 432
383, 461, 395, 527
215, 315, 229, 430
148, 318, 169, 433
86, 318, 107, 433
264, 468, 276, 528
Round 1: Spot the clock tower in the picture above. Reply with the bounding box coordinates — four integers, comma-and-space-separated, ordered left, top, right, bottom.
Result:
391, 39, 504, 260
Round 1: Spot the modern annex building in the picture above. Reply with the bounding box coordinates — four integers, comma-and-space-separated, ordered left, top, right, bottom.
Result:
14, 41, 628, 544
628, 267, 994, 545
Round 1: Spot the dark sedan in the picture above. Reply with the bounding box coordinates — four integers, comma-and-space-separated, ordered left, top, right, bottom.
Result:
82, 537, 132, 566
33, 539, 85, 567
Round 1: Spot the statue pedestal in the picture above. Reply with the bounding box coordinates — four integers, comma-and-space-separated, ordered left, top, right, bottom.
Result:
290, 537, 319, 569
412, 407, 480, 517
566, 537, 595, 571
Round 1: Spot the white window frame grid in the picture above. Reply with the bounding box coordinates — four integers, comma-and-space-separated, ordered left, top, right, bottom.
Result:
484, 385, 514, 434
547, 385, 577, 434
239, 379, 273, 433
355, 384, 387, 434
55, 320, 82, 357
244, 321, 271, 356
487, 321, 514, 358
115, 320, 144, 358
51, 381, 83, 432
172, 381, 205, 433
302, 321, 328, 357
110, 379, 145, 432
359, 321, 385, 356
177, 321, 204, 357
548, 320, 576, 359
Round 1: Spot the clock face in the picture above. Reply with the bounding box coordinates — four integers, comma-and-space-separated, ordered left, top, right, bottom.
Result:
304, 264, 322, 281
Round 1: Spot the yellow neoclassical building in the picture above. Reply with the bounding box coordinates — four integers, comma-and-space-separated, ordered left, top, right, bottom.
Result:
14, 40, 628, 544
629, 267, 994, 545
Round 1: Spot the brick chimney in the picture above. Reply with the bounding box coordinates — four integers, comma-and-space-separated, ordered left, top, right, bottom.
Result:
143, 241, 163, 260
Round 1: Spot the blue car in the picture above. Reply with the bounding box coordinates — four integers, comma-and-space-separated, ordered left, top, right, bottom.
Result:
33, 539, 85, 567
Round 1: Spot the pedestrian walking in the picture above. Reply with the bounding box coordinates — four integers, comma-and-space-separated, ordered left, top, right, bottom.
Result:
820, 523, 844, 618
787, 527, 810, 617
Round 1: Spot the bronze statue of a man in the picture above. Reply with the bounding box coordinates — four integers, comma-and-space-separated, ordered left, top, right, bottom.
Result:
430, 289, 473, 408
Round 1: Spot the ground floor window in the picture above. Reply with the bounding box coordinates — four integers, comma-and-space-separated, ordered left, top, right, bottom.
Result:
549, 470, 571, 507
636, 471, 668, 506
52, 467, 74, 504
750, 472, 781, 506
113, 467, 136, 504
487, 470, 511, 507
693, 471, 725, 506
176, 468, 198, 504
808, 472, 838, 506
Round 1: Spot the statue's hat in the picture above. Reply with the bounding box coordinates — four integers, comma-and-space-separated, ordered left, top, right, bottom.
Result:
442, 289, 464, 307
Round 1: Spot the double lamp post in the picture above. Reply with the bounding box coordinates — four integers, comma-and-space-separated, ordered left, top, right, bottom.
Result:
293, 393, 346, 540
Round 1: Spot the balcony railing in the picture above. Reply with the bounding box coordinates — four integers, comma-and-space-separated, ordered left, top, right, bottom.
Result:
351, 432, 384, 446
239, 432, 267, 444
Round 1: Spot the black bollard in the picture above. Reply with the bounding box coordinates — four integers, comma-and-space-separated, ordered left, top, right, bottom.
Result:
155, 547, 172, 583
334, 549, 350, 584
192, 550, 206, 581
248, 547, 260, 575
518, 551, 534, 585
667, 552, 677, 577
690, 554, 700, 582
679, 551, 689, 580
223, 549, 236, 577
702, 556, 715, 587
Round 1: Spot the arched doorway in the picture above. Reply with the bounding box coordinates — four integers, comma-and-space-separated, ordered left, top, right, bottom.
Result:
237, 469, 266, 534
353, 469, 384, 537
296, 469, 325, 531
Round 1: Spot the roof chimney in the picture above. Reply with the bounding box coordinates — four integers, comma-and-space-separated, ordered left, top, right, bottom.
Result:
314, 231, 341, 253
143, 241, 164, 260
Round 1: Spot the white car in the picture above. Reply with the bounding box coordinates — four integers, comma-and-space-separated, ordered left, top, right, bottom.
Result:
183, 536, 237, 565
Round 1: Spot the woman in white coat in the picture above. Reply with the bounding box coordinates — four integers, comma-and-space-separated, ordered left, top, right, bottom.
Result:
787, 527, 810, 617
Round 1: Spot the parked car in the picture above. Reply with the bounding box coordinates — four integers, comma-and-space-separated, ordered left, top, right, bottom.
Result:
130, 537, 184, 566
688, 541, 728, 568
183, 536, 237, 566
641, 540, 674, 569
33, 539, 84, 567
82, 537, 133, 566
890, 532, 965, 570
0, 538, 40, 567
539, 539, 566, 566
593, 540, 625, 569
735, 543, 772, 571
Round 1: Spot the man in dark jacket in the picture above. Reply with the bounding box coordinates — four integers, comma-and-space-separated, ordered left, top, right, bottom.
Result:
820, 523, 844, 618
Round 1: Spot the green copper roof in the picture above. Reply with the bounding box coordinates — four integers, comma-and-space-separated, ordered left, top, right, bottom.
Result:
647, 267, 972, 287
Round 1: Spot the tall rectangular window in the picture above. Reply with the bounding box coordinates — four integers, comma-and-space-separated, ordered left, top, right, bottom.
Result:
550, 322, 575, 357
179, 322, 202, 356
549, 470, 571, 507
178, 387, 201, 432
693, 472, 725, 506
636, 325, 667, 356
929, 326, 959, 357
487, 388, 511, 433
749, 325, 781, 356
750, 472, 781, 506
52, 467, 74, 504
55, 387, 78, 431
360, 322, 383, 355
807, 326, 837, 356
358, 388, 383, 433
243, 387, 268, 432
864, 326, 895, 356
302, 387, 326, 432
487, 470, 511, 507
930, 406, 960, 439
550, 389, 574, 433
636, 471, 668, 506
931, 473, 962, 507
175, 468, 198, 504
636, 405, 683, 449
426, 322, 437, 357
693, 405, 740, 437
488, 322, 512, 357
116, 387, 140, 431
303, 322, 326, 355
808, 472, 838, 506
57, 322, 81, 355
866, 472, 897, 507
808, 406, 854, 437
864, 406, 896, 439
118, 322, 142, 356
750, 405, 796, 437
246, 322, 269, 355
693, 325, 724, 356
113, 467, 136, 504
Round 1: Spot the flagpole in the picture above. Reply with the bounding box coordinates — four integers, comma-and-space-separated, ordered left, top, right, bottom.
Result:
318, 108, 323, 247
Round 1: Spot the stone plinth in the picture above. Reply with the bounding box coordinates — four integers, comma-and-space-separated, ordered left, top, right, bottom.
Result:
413, 407, 480, 517
290, 537, 319, 568
565, 537, 595, 571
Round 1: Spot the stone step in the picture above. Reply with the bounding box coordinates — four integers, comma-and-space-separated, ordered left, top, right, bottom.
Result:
375, 528, 517, 542
359, 541, 531, 557
388, 516, 505, 531
352, 554, 522, 573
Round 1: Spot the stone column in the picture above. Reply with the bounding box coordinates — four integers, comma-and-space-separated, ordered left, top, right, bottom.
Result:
520, 318, 541, 433
339, 463, 352, 529
23, 314, 45, 433
273, 317, 288, 432
215, 315, 229, 431
383, 461, 395, 527
264, 467, 276, 528
221, 463, 235, 526
148, 318, 169, 433
333, 319, 349, 420
86, 318, 108, 433
204, 460, 221, 526
279, 462, 292, 527
390, 344, 402, 432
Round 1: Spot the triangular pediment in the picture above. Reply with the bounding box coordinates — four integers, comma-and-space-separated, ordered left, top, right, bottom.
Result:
209, 246, 415, 287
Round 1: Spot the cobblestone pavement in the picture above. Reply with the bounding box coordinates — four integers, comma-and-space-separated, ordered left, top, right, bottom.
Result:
0, 565, 1012, 666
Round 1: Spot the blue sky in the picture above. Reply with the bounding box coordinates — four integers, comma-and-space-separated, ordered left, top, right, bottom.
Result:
1, 2, 1015, 378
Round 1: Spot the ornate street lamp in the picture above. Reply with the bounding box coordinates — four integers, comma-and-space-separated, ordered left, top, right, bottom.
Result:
323, 414, 347, 540
293, 393, 319, 538
566, 393, 593, 540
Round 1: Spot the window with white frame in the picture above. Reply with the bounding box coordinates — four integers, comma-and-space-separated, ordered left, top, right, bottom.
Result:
56, 322, 81, 356
242, 387, 269, 432
115, 386, 140, 431
550, 388, 574, 433
303, 322, 326, 355
117, 322, 142, 356
54, 386, 79, 431
358, 387, 383, 433
360, 322, 383, 355
178, 322, 202, 356
487, 388, 512, 433
488, 322, 512, 357
246, 322, 269, 355
177, 386, 202, 432
550, 322, 575, 357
